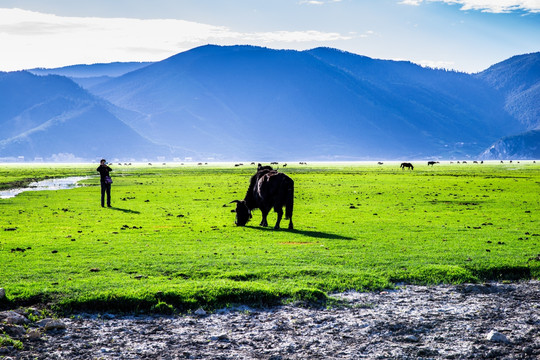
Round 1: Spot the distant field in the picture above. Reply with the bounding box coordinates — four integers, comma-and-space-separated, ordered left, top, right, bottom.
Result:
0, 162, 539, 313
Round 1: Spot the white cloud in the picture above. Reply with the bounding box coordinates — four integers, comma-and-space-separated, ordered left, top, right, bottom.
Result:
245, 30, 351, 42
399, 0, 423, 5
399, 0, 540, 13
299, 0, 342, 5
358, 30, 377, 38
418, 59, 456, 69
0, 8, 351, 71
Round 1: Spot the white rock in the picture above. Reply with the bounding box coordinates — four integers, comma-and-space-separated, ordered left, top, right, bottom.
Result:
194, 308, 207, 316
403, 335, 419, 342
486, 330, 509, 343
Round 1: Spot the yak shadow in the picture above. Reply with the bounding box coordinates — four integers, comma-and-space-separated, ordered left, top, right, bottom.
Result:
109, 207, 140, 214
245, 226, 354, 240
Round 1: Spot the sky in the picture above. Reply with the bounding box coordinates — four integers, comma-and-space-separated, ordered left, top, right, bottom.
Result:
0, 0, 538, 73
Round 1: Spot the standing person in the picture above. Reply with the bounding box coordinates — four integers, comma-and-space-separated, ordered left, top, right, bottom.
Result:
97, 159, 113, 207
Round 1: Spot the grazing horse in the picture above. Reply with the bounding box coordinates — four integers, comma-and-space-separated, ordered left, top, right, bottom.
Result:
400, 162, 414, 170
427, 161, 439, 166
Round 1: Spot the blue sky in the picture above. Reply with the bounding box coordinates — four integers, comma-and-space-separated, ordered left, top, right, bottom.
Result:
0, 0, 538, 72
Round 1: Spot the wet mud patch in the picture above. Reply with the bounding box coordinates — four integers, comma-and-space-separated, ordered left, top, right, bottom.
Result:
6, 281, 539, 359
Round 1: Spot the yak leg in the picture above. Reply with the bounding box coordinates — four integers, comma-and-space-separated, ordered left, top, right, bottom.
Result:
274, 208, 283, 229
260, 208, 269, 227
288, 217, 293, 230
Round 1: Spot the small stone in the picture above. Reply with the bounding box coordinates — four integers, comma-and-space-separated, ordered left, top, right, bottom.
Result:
403, 335, 419, 342
36, 318, 51, 327
0, 311, 29, 325
194, 308, 207, 316
26, 329, 41, 340
486, 330, 509, 343
4, 324, 26, 338
36, 318, 67, 331
45, 319, 67, 331
211, 333, 229, 341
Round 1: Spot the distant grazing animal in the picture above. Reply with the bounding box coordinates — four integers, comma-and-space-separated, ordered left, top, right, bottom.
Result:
230, 164, 294, 229
377, 162, 384, 165
400, 162, 414, 170
427, 161, 439, 166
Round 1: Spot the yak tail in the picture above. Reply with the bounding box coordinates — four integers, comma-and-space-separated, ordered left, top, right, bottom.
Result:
285, 179, 294, 220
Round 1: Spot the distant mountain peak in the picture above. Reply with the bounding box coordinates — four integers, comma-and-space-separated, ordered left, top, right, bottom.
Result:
1, 46, 537, 161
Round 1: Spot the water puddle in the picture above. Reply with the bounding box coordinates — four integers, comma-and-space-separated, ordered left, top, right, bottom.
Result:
0, 176, 90, 199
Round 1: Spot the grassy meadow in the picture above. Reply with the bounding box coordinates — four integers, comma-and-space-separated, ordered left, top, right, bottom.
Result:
0, 162, 539, 313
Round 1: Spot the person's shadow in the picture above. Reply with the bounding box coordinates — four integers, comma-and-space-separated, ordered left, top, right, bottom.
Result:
109, 207, 140, 214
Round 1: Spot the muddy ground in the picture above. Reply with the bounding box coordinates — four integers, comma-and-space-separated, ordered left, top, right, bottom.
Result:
2, 281, 539, 359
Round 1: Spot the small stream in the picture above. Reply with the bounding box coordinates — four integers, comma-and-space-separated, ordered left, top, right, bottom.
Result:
0, 176, 90, 199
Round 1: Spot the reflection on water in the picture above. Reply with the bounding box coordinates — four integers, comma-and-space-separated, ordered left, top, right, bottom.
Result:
0, 177, 89, 199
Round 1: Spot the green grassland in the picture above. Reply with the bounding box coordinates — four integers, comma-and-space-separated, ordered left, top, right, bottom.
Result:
1, 162, 539, 313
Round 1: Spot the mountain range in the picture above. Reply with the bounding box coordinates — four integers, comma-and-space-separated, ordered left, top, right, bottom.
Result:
1, 45, 538, 162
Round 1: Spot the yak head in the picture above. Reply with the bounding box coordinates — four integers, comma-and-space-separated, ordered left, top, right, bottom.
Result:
230, 200, 251, 226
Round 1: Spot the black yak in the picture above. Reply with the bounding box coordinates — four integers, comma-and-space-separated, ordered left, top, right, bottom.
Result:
230, 164, 294, 229
427, 161, 439, 166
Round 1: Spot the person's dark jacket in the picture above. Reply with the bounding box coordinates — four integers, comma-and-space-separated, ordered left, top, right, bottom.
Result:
97, 165, 112, 183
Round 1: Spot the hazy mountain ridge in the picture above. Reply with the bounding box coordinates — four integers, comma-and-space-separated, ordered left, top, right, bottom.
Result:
0, 71, 171, 162
29, 62, 154, 78
480, 130, 540, 160
28, 62, 154, 90
475, 52, 540, 159
1, 45, 538, 161
476, 52, 540, 130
